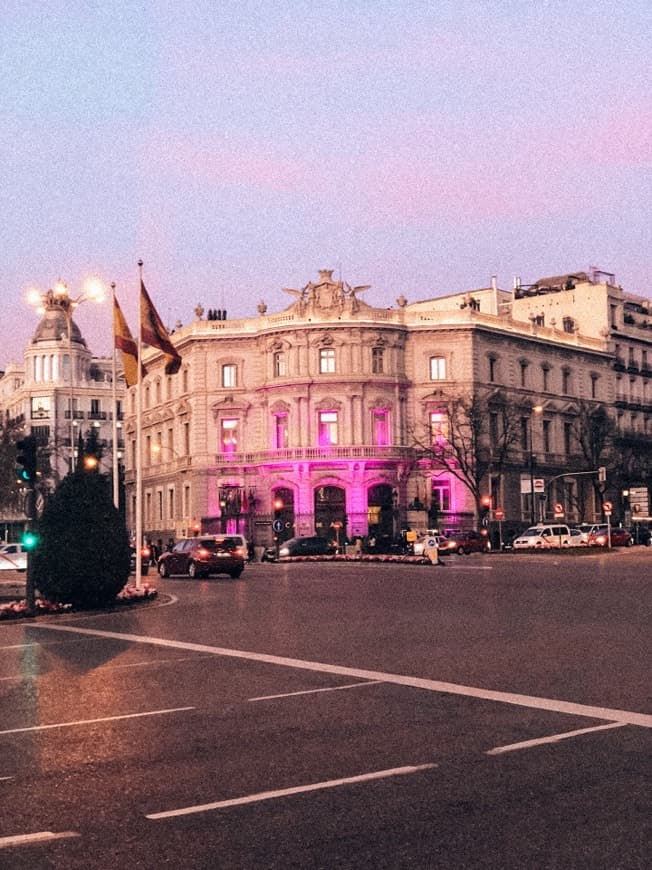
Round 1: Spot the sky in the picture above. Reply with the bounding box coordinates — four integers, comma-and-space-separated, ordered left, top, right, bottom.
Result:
2, 0, 651, 366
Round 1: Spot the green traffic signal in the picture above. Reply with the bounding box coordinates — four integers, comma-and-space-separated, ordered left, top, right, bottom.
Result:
22, 530, 39, 551
16, 435, 38, 483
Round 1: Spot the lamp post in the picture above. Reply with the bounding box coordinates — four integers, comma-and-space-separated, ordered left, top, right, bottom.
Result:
27, 278, 105, 472
528, 405, 544, 524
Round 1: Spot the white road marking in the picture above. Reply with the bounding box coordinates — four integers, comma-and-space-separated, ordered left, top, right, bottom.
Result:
0, 831, 80, 848
250, 680, 384, 701
486, 721, 627, 755
29, 624, 652, 729
0, 706, 194, 736
146, 763, 437, 819
0, 776, 13, 781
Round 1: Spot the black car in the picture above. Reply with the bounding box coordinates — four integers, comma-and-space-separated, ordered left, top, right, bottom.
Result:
272, 536, 335, 559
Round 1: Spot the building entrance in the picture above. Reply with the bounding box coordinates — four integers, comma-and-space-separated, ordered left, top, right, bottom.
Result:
314, 485, 346, 541
367, 483, 394, 541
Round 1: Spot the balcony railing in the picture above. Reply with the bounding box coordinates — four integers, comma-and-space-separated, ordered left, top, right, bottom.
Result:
215, 445, 416, 465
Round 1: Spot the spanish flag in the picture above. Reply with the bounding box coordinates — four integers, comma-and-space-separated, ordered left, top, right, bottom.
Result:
140, 280, 182, 375
113, 294, 140, 387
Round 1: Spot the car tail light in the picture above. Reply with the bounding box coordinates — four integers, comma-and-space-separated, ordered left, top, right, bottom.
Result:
141, 547, 151, 558
595, 535, 607, 545
197, 547, 211, 558
234, 546, 246, 558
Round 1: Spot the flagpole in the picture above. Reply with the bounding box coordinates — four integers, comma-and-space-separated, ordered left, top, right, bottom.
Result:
135, 260, 144, 590
110, 282, 119, 510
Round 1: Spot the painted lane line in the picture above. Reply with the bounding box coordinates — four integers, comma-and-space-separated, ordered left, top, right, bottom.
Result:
250, 680, 384, 702
0, 706, 194, 736
0, 831, 80, 848
486, 721, 627, 755
100, 654, 217, 671
0, 776, 14, 781
29, 624, 652, 729
147, 763, 437, 819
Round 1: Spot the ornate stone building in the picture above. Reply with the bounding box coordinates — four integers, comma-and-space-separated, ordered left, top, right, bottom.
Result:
0, 290, 123, 491
128, 268, 652, 548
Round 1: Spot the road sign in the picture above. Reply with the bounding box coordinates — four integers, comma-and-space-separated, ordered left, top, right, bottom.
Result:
272, 519, 284, 533
603, 500, 612, 517
554, 503, 564, 517
533, 478, 545, 493
494, 508, 504, 521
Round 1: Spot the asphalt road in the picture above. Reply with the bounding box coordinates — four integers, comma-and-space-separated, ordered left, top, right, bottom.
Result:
0, 550, 650, 869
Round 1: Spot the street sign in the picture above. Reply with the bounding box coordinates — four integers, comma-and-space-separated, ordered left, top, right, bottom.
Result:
494, 508, 504, 521
554, 503, 564, 518
533, 478, 545, 493
603, 500, 612, 517
254, 520, 271, 526
272, 519, 284, 533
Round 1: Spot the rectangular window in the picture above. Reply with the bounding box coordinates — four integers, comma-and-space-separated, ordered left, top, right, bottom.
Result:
221, 418, 238, 453
562, 369, 571, 394
520, 363, 528, 388
275, 414, 288, 449
183, 421, 190, 455
273, 352, 286, 377
372, 347, 384, 374
183, 484, 191, 518
168, 487, 175, 520
520, 417, 529, 451
318, 410, 338, 446
489, 412, 499, 446
563, 421, 572, 455
542, 419, 551, 453
222, 364, 236, 388
591, 375, 598, 399
542, 367, 549, 391
429, 356, 446, 380
372, 410, 389, 446
430, 411, 449, 446
157, 490, 163, 522
431, 479, 451, 513
489, 357, 496, 382
90, 399, 100, 416
319, 348, 336, 374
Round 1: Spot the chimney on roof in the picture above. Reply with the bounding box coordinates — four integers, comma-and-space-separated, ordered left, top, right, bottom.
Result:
491, 275, 497, 291
513, 276, 521, 290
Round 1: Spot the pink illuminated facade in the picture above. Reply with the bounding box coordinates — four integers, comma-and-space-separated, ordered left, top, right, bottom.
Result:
125, 269, 651, 547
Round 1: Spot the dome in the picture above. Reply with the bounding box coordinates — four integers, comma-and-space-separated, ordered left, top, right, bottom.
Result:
30, 305, 86, 347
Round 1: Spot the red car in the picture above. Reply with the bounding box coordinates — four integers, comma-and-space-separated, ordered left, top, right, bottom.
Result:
438, 530, 492, 555
587, 526, 633, 547
157, 536, 245, 578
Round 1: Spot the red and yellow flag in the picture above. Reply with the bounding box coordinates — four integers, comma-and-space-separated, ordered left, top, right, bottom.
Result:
140, 281, 182, 375
113, 294, 140, 387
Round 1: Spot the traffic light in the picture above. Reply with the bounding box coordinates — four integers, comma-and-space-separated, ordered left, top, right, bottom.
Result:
21, 529, 39, 551
273, 497, 284, 517
480, 494, 492, 525
16, 435, 37, 483
83, 454, 99, 471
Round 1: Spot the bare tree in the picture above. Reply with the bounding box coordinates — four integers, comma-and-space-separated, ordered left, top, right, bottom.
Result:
0, 418, 24, 519
569, 401, 616, 516
411, 389, 522, 519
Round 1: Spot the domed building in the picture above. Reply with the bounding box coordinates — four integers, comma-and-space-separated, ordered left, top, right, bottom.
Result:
0, 287, 124, 490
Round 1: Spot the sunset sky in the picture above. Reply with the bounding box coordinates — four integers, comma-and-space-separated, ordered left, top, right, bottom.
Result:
2, 0, 651, 364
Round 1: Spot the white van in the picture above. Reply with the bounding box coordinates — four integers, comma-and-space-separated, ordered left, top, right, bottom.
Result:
512, 524, 573, 549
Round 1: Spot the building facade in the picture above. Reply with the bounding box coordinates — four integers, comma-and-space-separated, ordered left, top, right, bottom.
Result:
0, 290, 124, 516
128, 268, 652, 549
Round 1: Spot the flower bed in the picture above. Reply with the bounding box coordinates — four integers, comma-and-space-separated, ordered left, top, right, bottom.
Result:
279, 553, 431, 564
0, 583, 157, 620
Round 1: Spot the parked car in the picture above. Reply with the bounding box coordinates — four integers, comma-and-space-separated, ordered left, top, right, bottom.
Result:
512, 524, 573, 549
0, 543, 27, 571
576, 523, 603, 545
437, 530, 491, 555
413, 534, 450, 556
276, 536, 335, 559
157, 536, 245, 578
130, 544, 152, 575
568, 528, 584, 547
587, 526, 633, 548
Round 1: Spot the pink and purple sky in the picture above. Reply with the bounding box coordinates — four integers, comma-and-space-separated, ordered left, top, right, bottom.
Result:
2, 0, 651, 366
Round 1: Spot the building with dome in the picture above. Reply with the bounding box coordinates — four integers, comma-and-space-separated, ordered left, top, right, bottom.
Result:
0, 288, 124, 494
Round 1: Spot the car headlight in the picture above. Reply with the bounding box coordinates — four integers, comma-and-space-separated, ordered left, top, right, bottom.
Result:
279, 547, 290, 556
